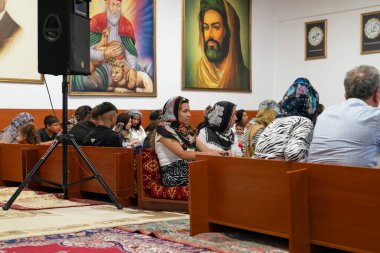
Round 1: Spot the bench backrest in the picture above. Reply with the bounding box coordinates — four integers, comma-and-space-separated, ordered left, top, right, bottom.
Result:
190, 155, 292, 238
24, 145, 81, 191
0, 143, 39, 183
292, 162, 380, 253
78, 146, 134, 195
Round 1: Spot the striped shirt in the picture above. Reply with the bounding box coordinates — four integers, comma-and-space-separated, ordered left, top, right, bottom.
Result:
254, 116, 314, 161
308, 98, 380, 167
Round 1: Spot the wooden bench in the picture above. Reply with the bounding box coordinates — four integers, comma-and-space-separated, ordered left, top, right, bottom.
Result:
189, 155, 380, 253
23, 145, 82, 198
78, 146, 134, 206
0, 143, 135, 207
189, 155, 293, 238
0, 143, 39, 185
136, 149, 188, 212
290, 162, 380, 253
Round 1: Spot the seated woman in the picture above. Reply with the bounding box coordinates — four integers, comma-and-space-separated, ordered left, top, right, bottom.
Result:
143, 109, 162, 148
17, 124, 40, 144
254, 78, 319, 161
127, 109, 146, 147
233, 109, 249, 133
243, 100, 277, 158
0, 112, 34, 144
154, 96, 220, 187
113, 112, 141, 148
197, 101, 243, 157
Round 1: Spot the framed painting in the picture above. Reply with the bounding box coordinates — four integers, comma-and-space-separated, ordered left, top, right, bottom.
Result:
361, 10, 380, 55
69, 0, 156, 97
182, 0, 251, 92
0, 0, 43, 84
305, 19, 327, 60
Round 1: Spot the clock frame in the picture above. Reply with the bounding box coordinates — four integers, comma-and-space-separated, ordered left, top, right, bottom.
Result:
305, 19, 327, 60
361, 10, 380, 55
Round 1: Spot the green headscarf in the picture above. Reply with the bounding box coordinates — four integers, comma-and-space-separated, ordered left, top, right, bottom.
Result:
199, 0, 229, 34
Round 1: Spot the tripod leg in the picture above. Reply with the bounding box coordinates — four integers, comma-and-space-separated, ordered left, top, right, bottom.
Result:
70, 138, 123, 209
2, 140, 61, 210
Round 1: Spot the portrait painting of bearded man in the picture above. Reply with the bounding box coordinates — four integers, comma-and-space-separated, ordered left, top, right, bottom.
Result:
70, 0, 156, 97
183, 0, 251, 91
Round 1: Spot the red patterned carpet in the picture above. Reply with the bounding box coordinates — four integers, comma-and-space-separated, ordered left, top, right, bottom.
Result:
0, 219, 290, 253
0, 227, 212, 253
118, 219, 289, 253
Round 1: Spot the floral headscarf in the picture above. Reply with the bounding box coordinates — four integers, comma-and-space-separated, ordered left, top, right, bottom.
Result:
2, 112, 34, 141
203, 101, 236, 151
277, 78, 319, 120
156, 96, 196, 150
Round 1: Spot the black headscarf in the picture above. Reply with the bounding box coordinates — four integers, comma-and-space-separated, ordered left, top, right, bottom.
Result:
203, 101, 236, 150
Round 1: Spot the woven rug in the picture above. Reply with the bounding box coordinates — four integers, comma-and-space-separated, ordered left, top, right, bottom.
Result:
0, 187, 104, 210
118, 219, 289, 253
0, 204, 188, 241
0, 227, 212, 252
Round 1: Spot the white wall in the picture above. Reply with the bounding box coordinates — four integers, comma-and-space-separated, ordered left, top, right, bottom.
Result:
274, 0, 380, 107
0, 0, 379, 111
0, 0, 275, 111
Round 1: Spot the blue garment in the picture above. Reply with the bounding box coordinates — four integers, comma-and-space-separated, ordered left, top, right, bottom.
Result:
308, 98, 380, 167
38, 128, 57, 142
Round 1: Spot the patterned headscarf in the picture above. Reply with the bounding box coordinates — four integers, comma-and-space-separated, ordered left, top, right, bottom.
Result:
156, 96, 196, 150
277, 78, 319, 120
259, 99, 278, 110
255, 100, 278, 125
203, 101, 236, 151
244, 100, 277, 157
2, 112, 34, 141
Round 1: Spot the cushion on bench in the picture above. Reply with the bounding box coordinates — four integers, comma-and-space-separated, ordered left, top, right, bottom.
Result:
150, 181, 189, 200
141, 149, 189, 200
141, 149, 161, 190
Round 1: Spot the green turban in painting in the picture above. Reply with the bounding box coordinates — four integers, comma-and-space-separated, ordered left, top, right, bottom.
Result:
199, 0, 229, 32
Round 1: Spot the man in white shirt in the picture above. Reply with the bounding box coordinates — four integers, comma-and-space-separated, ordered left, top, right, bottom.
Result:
308, 65, 380, 167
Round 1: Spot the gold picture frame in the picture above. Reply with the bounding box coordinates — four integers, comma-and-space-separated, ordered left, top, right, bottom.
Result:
305, 19, 327, 60
361, 10, 380, 55
182, 0, 252, 92
0, 0, 43, 84
69, 0, 156, 97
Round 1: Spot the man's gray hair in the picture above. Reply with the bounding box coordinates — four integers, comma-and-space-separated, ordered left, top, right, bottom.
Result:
344, 65, 380, 99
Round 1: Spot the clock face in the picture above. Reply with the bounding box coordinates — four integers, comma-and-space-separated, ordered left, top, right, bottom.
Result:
308, 26, 324, 46
364, 18, 380, 39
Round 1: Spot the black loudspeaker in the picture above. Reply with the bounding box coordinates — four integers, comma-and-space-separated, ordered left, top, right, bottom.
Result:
38, 0, 91, 75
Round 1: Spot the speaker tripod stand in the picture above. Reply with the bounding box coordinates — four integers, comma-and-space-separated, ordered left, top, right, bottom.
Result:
2, 75, 123, 210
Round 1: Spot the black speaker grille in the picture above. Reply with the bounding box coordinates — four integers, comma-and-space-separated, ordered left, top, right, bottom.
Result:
38, 0, 90, 75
